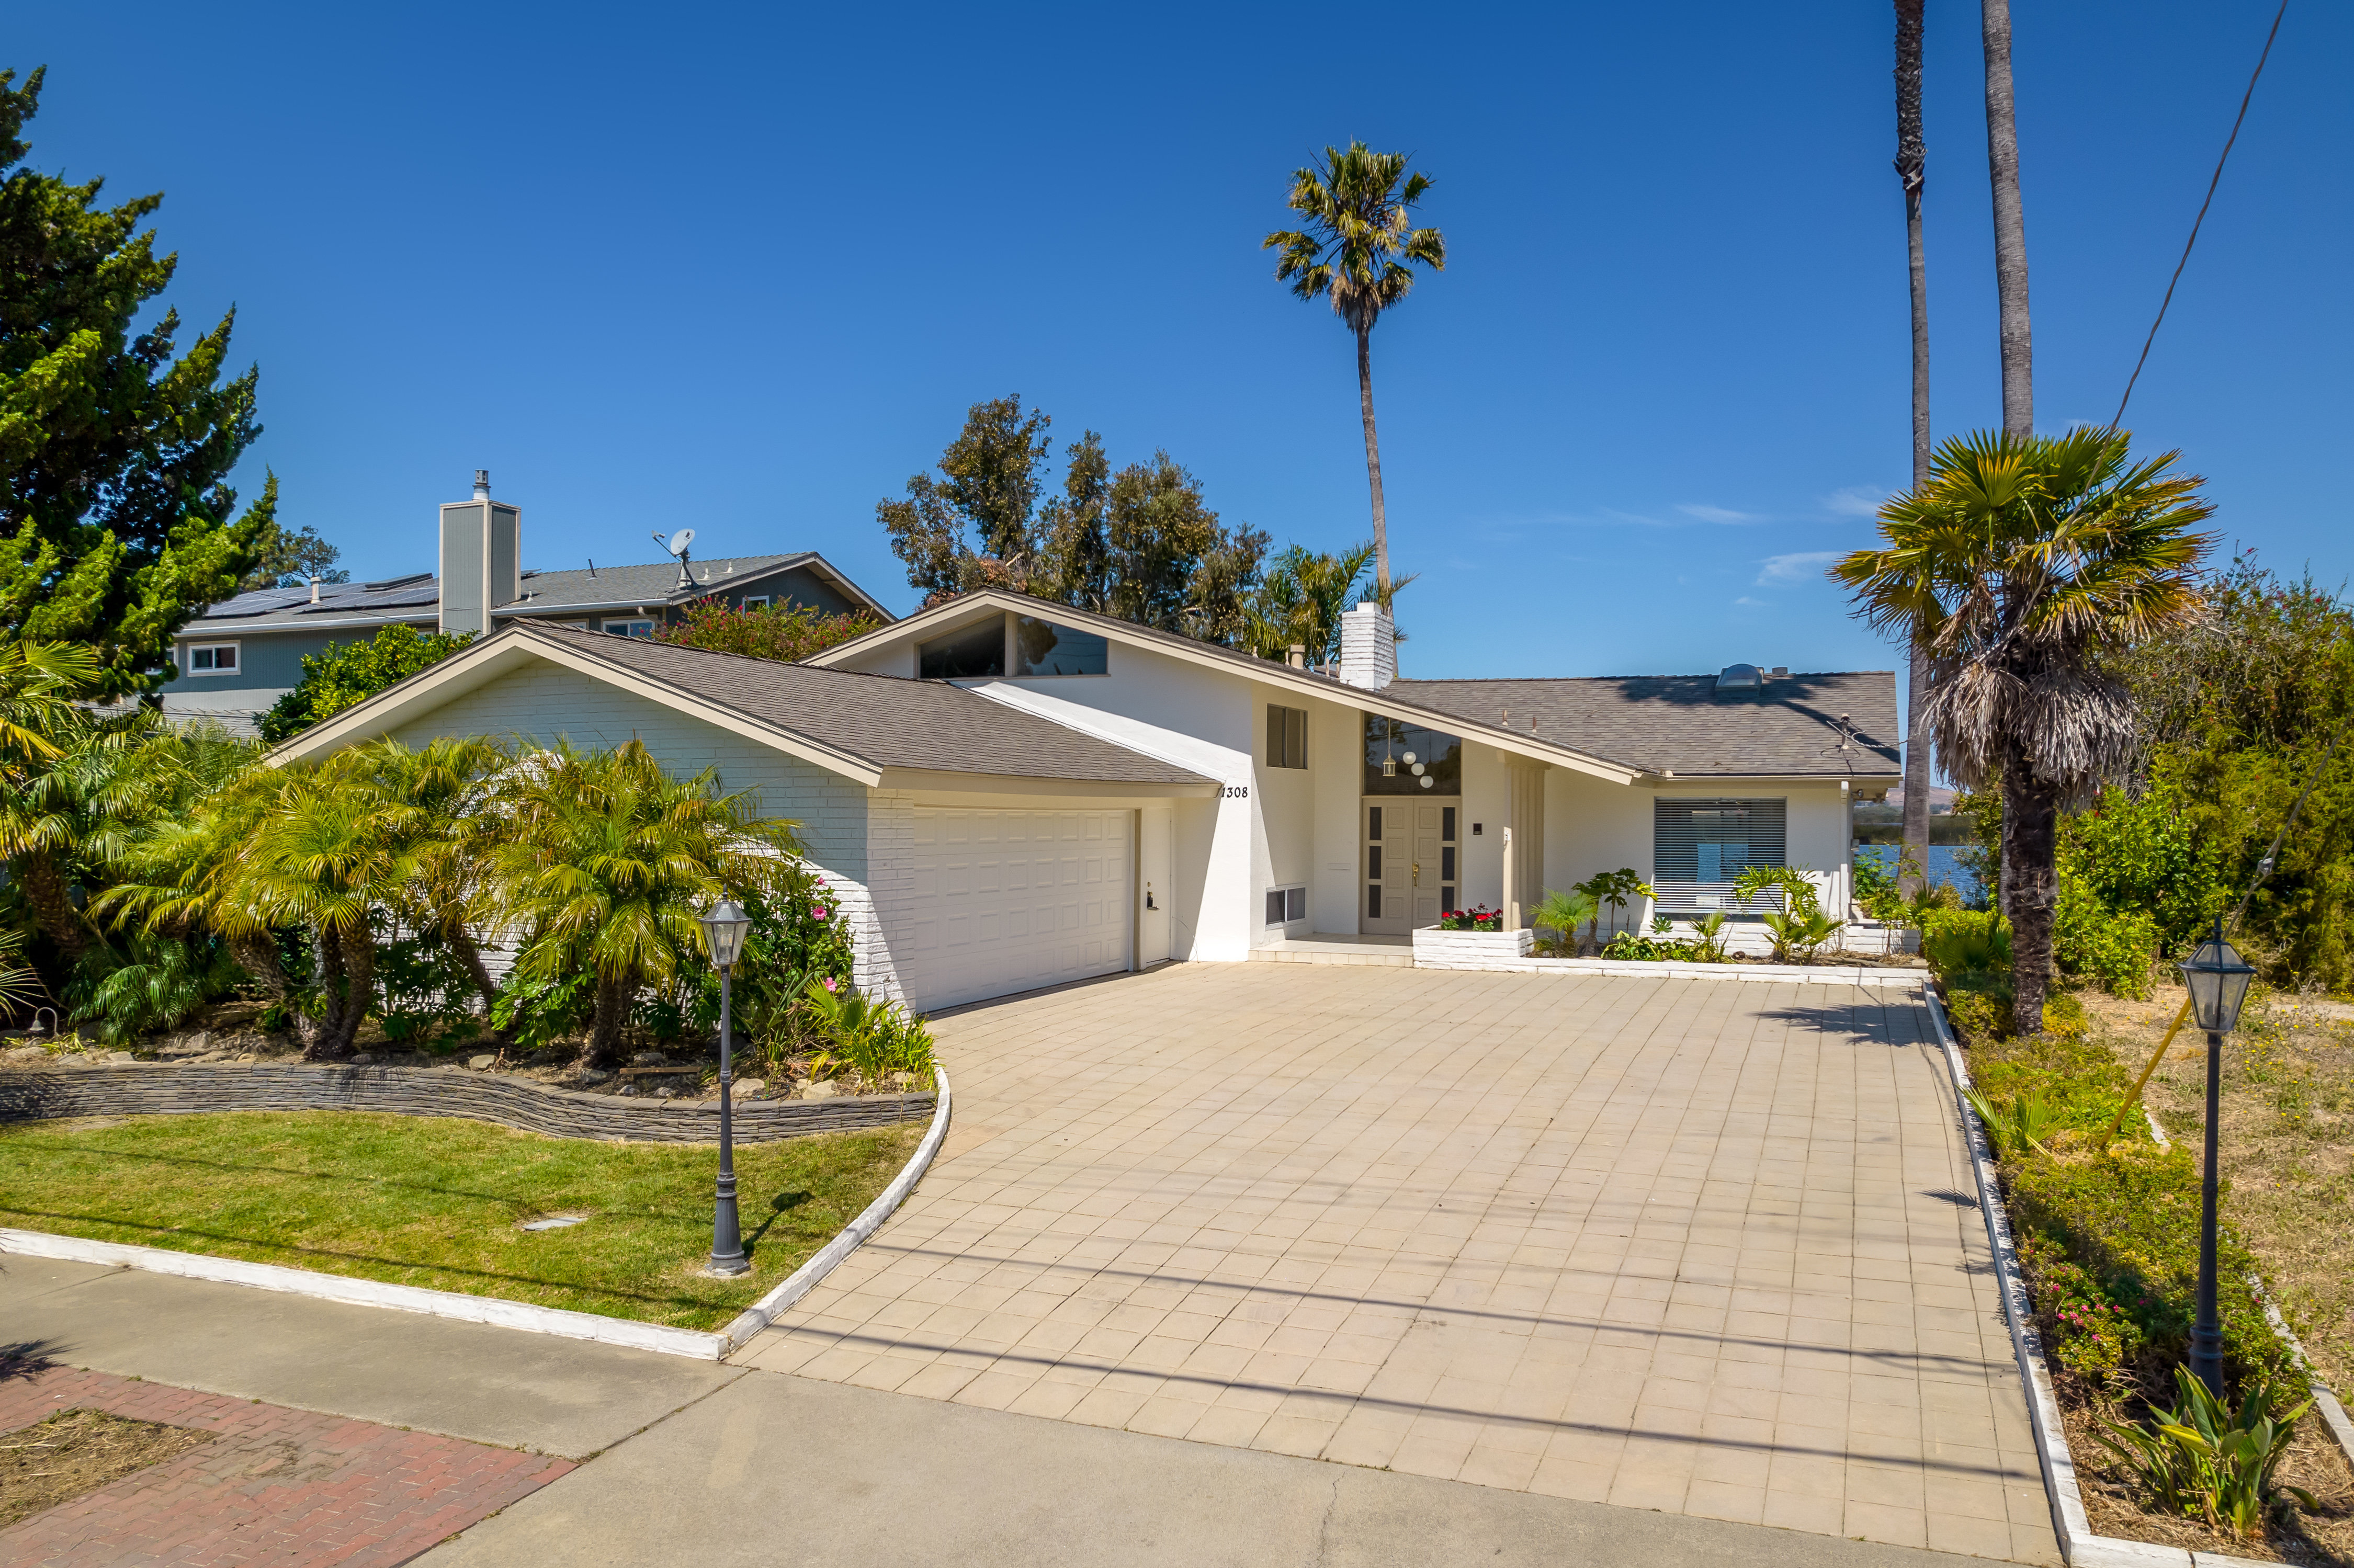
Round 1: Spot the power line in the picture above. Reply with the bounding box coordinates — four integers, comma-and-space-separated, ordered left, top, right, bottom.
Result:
2111, 0, 2288, 429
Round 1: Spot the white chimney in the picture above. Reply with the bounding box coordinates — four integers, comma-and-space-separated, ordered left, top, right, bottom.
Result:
1337, 600, 1397, 690
439, 469, 522, 638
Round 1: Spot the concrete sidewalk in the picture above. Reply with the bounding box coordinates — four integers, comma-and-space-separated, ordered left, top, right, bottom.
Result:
0, 1252, 740, 1459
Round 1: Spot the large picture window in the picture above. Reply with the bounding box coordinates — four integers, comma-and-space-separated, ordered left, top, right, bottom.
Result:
1653, 798, 1787, 910
1013, 616, 1107, 676
918, 617, 1006, 679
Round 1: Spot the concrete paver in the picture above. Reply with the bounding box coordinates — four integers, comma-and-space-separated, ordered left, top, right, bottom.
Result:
739, 963, 2057, 1563
0, 1254, 740, 1459
416, 1367, 2012, 1568
0, 1358, 571, 1566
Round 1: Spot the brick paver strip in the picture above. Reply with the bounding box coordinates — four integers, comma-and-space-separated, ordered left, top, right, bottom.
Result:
0, 1365, 571, 1566
742, 963, 2061, 1564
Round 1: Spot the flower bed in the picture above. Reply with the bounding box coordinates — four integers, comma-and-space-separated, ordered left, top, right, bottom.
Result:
1942, 976, 2354, 1562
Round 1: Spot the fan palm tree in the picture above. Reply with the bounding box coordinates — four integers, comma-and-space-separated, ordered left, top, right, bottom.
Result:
1264, 144, 1445, 598
0, 640, 140, 961
1981, 0, 2033, 439
482, 741, 805, 1069
1893, 0, 1934, 900
1832, 427, 2213, 1033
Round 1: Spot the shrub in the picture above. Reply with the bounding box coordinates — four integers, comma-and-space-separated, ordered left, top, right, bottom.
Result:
654, 600, 885, 664
800, 979, 934, 1085
1600, 931, 1698, 962
1922, 909, 2011, 979
2020, 1234, 2148, 1389
2053, 865, 2158, 998
258, 625, 474, 743
2096, 1366, 2317, 1536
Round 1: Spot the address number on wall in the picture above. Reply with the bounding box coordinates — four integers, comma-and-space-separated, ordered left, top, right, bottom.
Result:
1221, 785, 1251, 799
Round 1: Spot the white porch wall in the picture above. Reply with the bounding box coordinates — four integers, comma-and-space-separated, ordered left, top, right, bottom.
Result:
1309, 697, 1361, 934
1457, 745, 1511, 912
386, 660, 889, 990
1254, 708, 1314, 940
1543, 770, 1854, 931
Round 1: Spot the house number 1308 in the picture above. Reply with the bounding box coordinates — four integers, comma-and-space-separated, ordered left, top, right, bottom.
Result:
1222, 785, 1250, 798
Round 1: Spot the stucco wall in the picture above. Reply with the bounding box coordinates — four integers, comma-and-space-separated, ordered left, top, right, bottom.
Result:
1544, 770, 1853, 931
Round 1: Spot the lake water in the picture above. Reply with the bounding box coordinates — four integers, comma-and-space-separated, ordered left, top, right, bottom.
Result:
1854, 843, 1985, 907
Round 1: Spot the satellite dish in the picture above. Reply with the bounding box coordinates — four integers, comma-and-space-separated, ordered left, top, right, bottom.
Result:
666, 528, 696, 558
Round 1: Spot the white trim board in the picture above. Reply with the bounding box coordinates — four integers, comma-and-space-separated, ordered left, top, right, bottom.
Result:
1412, 953, 1930, 988
0, 1067, 954, 1364
1922, 990, 2281, 1568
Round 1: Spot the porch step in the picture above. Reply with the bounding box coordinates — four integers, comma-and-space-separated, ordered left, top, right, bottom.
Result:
1249, 939, 1414, 968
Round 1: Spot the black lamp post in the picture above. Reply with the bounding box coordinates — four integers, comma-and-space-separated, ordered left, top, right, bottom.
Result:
2178, 918, 2255, 1399
698, 897, 753, 1278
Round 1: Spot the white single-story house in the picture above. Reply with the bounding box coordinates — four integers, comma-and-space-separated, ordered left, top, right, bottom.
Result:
273, 587, 1899, 1013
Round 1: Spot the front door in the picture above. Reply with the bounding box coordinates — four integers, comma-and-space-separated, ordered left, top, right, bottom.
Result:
1363, 798, 1461, 934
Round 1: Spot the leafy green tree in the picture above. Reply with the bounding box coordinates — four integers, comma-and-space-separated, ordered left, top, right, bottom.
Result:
1264, 143, 1445, 598
240, 523, 347, 593
482, 740, 805, 1069
1834, 428, 2213, 1033
654, 600, 884, 663
258, 624, 474, 743
0, 67, 278, 698
878, 397, 1269, 643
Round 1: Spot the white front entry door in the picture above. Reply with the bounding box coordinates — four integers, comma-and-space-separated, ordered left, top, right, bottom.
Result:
899, 808, 1132, 1012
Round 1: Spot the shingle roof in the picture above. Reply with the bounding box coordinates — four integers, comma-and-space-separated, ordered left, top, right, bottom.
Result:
1387, 672, 1902, 778
189, 553, 880, 630
523, 626, 1213, 786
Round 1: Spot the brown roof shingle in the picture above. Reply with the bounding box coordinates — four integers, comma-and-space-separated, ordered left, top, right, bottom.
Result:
525, 626, 1212, 787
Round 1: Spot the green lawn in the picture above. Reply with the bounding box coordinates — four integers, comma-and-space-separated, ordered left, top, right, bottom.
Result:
0, 1111, 925, 1330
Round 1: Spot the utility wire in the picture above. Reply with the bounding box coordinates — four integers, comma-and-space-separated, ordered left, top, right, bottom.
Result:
2111, 0, 2288, 429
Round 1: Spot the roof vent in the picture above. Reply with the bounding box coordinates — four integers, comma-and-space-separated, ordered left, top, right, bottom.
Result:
1716, 663, 1763, 690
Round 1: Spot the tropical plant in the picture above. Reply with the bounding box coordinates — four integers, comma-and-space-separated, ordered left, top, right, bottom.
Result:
798, 978, 934, 1086
1922, 910, 2013, 978
2095, 1367, 2316, 1537
1893, 0, 1935, 900
258, 624, 475, 743
1244, 541, 1378, 666
1573, 869, 1654, 944
1963, 1086, 2062, 1160
481, 741, 804, 1069
1690, 911, 1734, 963
1759, 907, 1844, 964
1529, 889, 1597, 956
1833, 428, 2215, 1033
1264, 143, 1445, 597
655, 599, 885, 664
0, 641, 140, 962
0, 928, 45, 1020
1733, 863, 1822, 921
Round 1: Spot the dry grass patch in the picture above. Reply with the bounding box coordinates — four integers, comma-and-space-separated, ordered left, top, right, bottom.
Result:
0, 1408, 214, 1528
2084, 982, 2354, 1392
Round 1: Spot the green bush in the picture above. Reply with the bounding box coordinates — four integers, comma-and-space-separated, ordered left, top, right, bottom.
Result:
2053, 865, 2158, 998
258, 624, 474, 743
800, 979, 934, 1085
1599, 931, 1700, 962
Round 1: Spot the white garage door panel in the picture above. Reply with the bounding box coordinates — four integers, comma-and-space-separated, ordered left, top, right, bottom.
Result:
899, 808, 1131, 1012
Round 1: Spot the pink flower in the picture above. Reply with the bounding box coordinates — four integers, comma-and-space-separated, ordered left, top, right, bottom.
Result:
822, 977, 839, 992
812, 906, 829, 921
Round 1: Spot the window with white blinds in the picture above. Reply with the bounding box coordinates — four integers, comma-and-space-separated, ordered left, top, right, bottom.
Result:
1653, 798, 1787, 911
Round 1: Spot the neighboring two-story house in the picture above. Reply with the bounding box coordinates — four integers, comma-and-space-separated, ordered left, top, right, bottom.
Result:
164, 472, 893, 733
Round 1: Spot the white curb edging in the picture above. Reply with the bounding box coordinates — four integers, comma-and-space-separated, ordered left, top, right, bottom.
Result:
714, 1064, 953, 1356
1922, 989, 2280, 1568
0, 1066, 953, 1364
1414, 952, 1929, 987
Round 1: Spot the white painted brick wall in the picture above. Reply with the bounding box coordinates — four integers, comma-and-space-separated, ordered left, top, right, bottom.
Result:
858, 790, 920, 1004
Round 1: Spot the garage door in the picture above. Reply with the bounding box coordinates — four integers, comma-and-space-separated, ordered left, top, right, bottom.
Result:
898, 808, 1132, 1012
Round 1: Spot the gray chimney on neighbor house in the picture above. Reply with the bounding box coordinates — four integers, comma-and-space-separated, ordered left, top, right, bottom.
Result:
439, 470, 521, 638
1337, 600, 1398, 690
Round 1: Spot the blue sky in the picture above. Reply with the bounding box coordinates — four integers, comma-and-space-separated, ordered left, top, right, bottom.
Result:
14, 1, 2348, 680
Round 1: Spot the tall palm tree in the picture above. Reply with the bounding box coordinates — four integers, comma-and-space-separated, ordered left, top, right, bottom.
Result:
1264, 144, 1445, 598
1833, 428, 2213, 1034
1981, 0, 2032, 439
483, 741, 803, 1069
1894, 0, 1934, 898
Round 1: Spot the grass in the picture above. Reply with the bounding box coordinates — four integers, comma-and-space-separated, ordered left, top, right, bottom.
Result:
2084, 981, 2354, 1395
0, 1111, 925, 1331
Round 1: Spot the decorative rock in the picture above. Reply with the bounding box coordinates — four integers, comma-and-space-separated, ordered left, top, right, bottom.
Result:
106, 1050, 138, 1064
801, 1080, 840, 1101
630, 1051, 667, 1066
351, 1053, 375, 1065
887, 1071, 914, 1089
653, 1085, 678, 1099
734, 1078, 765, 1098
578, 1068, 614, 1085
469, 1054, 497, 1071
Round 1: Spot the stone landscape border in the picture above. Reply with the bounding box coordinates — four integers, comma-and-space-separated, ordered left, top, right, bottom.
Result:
0, 1066, 954, 1362
1922, 988, 2278, 1568
1413, 949, 1930, 988
0, 1060, 931, 1143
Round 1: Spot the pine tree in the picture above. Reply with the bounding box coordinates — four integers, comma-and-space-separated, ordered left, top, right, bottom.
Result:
0, 67, 276, 700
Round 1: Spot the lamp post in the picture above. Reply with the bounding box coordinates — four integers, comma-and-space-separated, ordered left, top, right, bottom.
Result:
2178, 918, 2255, 1399
698, 898, 753, 1278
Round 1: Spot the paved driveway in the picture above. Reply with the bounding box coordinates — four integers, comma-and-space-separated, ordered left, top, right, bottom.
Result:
740, 964, 2056, 1563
